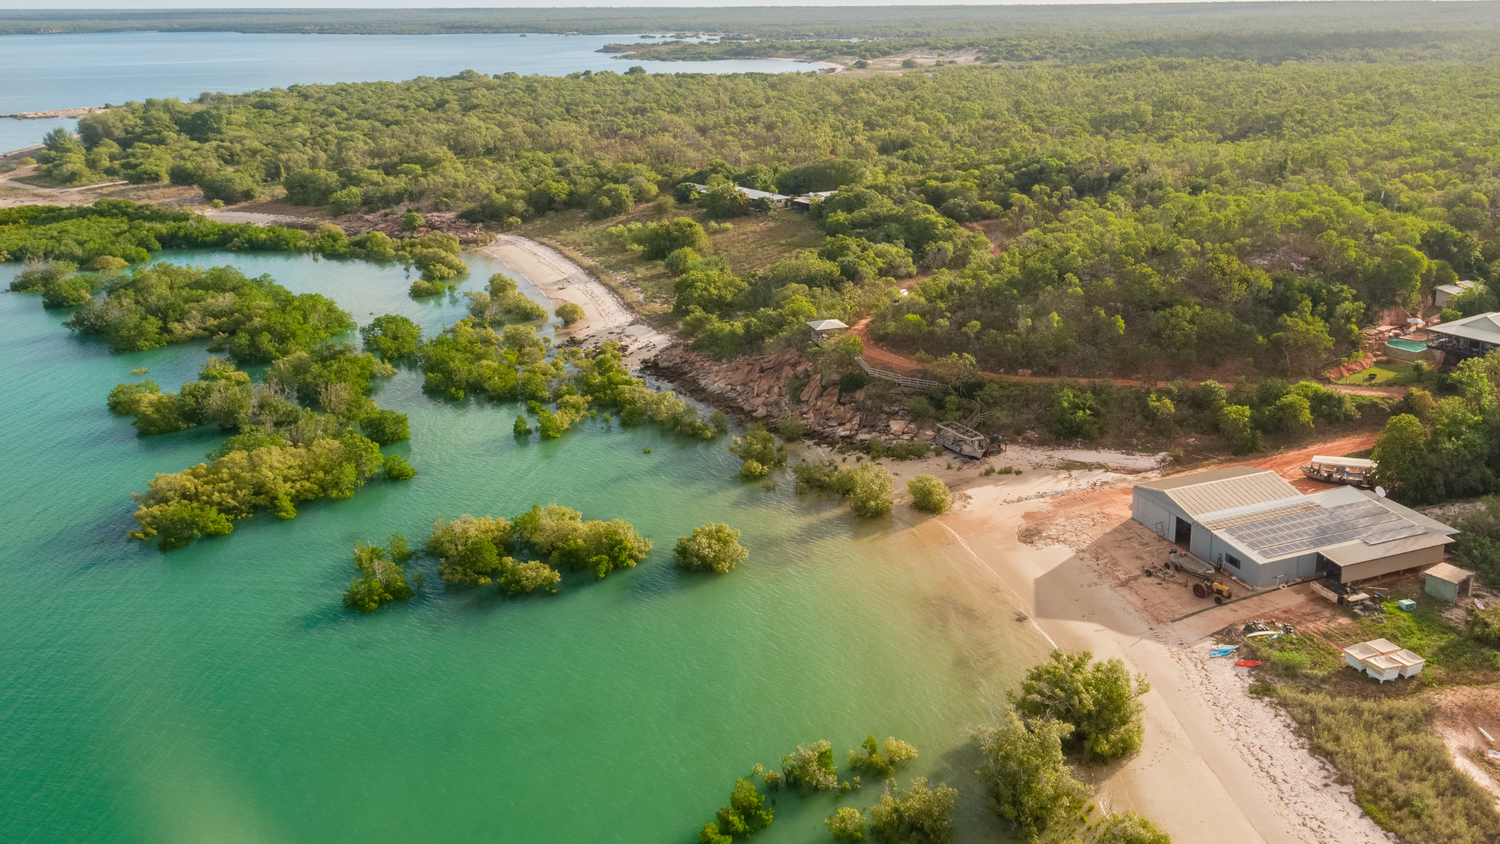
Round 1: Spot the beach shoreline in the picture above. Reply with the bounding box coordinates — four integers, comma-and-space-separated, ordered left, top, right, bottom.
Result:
476, 234, 673, 367
924, 442, 1391, 844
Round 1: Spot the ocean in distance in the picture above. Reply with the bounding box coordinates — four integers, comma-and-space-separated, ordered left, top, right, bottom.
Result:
0, 251, 1048, 842
0, 31, 827, 152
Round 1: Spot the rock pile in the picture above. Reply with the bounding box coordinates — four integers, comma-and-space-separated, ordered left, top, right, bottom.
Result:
646, 344, 934, 445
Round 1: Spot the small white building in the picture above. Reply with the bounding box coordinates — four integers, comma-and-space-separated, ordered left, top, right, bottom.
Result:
807, 319, 849, 343
691, 183, 792, 209
1435, 280, 1478, 307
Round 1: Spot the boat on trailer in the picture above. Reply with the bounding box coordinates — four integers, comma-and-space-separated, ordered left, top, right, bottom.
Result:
1300, 455, 1375, 488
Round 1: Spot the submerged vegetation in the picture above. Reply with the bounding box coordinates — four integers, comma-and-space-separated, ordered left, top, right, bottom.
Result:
673, 522, 748, 575
66, 262, 353, 361
422, 504, 650, 595
343, 534, 418, 612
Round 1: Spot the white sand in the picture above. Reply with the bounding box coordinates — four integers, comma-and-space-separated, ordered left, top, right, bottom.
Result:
924, 446, 1392, 844
477, 235, 672, 366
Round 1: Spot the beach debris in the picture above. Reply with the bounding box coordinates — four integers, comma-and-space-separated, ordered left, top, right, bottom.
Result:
1014, 614, 1028, 623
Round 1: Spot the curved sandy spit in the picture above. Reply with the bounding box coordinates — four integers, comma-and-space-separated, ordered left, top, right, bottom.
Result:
476, 234, 672, 367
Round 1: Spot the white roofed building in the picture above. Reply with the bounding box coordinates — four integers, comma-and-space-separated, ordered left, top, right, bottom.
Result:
1429, 311, 1500, 363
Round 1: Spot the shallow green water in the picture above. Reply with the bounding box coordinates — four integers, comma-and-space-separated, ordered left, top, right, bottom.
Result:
0, 252, 1047, 843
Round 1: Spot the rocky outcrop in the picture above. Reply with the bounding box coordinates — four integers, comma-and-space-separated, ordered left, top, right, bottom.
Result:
645, 344, 935, 445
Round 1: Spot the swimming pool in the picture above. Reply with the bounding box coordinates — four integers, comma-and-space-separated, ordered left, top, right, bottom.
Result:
1387, 337, 1429, 352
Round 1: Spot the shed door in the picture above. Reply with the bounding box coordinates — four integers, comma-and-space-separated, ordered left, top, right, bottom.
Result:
1174, 518, 1192, 546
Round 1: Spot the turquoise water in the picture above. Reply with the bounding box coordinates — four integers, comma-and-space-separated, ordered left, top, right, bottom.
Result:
0, 32, 821, 152
0, 252, 1046, 843
1386, 337, 1429, 352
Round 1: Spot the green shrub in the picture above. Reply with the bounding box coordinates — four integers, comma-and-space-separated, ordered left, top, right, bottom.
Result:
869, 777, 956, 844
556, 302, 585, 325
343, 539, 415, 612
907, 474, 950, 513
382, 454, 416, 481
1098, 811, 1171, 844
729, 426, 785, 477
974, 710, 1088, 842
401, 211, 426, 231
361, 409, 410, 445
1010, 650, 1150, 763
844, 463, 895, 517
674, 522, 748, 574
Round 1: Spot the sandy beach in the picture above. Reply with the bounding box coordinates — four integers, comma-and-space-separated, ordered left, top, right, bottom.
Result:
903, 441, 1392, 844
477, 235, 673, 366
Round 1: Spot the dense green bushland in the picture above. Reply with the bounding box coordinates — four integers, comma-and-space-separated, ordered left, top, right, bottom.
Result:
64, 262, 353, 362
68, 58, 1500, 383
0, 201, 470, 286
1372, 350, 1500, 505
617, 26, 1500, 66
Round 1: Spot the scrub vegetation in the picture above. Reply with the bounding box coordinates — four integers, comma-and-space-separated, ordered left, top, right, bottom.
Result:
793, 459, 896, 518
52, 55, 1500, 390
423, 505, 650, 597
695, 735, 927, 844
673, 522, 748, 574
0, 202, 472, 281
343, 534, 418, 612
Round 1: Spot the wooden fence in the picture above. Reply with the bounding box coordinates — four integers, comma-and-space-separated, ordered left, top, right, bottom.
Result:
856, 357, 944, 390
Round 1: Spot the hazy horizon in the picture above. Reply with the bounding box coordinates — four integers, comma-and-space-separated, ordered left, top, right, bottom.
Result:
0, 0, 1471, 10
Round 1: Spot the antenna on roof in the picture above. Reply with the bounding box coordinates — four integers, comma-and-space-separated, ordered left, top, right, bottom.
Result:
1375, 486, 1387, 498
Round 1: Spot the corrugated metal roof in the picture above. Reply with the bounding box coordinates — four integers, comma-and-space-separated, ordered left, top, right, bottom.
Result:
1425, 561, 1475, 583
1430, 312, 1500, 344
1321, 532, 1452, 566
1135, 468, 1299, 516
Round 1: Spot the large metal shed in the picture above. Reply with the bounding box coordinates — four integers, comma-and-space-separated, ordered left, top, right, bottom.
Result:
1132, 468, 1458, 589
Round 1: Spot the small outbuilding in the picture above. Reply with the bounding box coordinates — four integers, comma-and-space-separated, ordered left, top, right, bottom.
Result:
1435, 280, 1477, 307
1424, 562, 1476, 603
807, 319, 849, 343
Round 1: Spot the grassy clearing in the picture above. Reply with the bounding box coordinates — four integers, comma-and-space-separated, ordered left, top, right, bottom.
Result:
1337, 362, 1434, 387
522, 204, 825, 315
1343, 600, 1500, 686
1245, 596, 1500, 690
707, 212, 825, 275
1262, 687, 1500, 844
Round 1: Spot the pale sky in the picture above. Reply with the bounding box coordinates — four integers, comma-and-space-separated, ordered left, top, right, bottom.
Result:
0, 0, 1367, 8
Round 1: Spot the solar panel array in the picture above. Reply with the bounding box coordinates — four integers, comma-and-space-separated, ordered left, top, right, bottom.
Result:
1363, 525, 1429, 546
1222, 501, 1409, 558
1200, 502, 1320, 530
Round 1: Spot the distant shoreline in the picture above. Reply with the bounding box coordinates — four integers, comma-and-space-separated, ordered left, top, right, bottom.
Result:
0, 107, 104, 121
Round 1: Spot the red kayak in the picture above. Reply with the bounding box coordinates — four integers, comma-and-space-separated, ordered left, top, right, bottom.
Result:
1234, 660, 1262, 667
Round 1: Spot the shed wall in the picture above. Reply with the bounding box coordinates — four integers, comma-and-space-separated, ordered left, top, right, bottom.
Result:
1336, 544, 1446, 583
1426, 576, 1461, 603
1131, 489, 1179, 540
